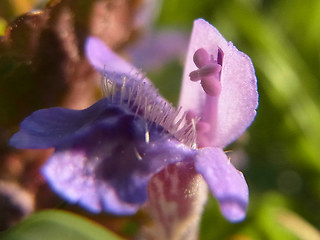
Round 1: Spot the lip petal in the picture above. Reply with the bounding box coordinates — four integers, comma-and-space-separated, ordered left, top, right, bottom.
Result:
41, 149, 141, 215
41, 122, 195, 215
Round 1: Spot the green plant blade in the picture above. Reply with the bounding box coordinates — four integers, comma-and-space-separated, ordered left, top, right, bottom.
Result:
0, 210, 123, 240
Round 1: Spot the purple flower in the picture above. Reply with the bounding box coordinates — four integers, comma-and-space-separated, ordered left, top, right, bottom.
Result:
9, 19, 258, 222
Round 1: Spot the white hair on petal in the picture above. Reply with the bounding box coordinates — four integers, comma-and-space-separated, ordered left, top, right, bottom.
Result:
101, 72, 198, 148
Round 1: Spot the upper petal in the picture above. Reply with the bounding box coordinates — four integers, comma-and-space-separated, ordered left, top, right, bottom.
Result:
179, 19, 258, 147
85, 36, 154, 90
85, 36, 137, 75
195, 147, 249, 222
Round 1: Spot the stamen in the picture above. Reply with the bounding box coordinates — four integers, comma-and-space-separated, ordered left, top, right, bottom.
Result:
189, 63, 221, 82
201, 75, 222, 96
188, 48, 225, 147
189, 48, 222, 97
189, 70, 202, 82
217, 47, 224, 65
193, 48, 210, 68
198, 63, 221, 77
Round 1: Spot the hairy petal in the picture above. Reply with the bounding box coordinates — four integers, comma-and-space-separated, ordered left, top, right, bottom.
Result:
42, 110, 195, 214
195, 147, 249, 222
85, 36, 155, 89
179, 19, 258, 147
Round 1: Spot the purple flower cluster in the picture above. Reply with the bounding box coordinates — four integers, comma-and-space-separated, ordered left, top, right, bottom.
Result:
10, 19, 258, 222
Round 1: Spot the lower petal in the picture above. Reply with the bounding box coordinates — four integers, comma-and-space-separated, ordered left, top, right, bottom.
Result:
41, 117, 195, 215
195, 147, 249, 222
42, 149, 140, 215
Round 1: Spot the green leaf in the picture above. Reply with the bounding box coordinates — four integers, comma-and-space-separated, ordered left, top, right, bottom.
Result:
0, 210, 123, 240
0, 17, 6, 35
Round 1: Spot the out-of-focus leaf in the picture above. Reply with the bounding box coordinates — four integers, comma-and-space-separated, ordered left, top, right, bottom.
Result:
0, 0, 37, 21
157, 0, 216, 28
277, 209, 320, 240
254, 193, 299, 240
0, 17, 6, 35
0, 210, 123, 240
200, 196, 238, 239
248, 192, 320, 240
148, 61, 183, 104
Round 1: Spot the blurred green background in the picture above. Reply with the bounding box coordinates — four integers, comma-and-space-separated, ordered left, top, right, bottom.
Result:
1, 0, 320, 239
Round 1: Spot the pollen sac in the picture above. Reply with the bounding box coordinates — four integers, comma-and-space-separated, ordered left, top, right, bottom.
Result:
189, 48, 223, 97
193, 48, 210, 68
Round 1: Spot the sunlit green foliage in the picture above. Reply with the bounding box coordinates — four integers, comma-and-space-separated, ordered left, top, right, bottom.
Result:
0, 210, 123, 240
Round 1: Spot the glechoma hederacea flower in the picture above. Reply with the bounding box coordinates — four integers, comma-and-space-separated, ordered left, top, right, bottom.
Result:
9, 19, 258, 222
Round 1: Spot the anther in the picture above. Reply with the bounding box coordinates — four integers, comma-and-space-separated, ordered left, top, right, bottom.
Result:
193, 48, 210, 68
189, 63, 221, 82
217, 47, 224, 65
189, 48, 223, 97
201, 75, 222, 96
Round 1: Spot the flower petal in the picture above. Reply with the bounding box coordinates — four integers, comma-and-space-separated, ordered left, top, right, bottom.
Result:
42, 108, 195, 215
42, 149, 140, 214
195, 147, 249, 222
85, 36, 138, 75
9, 98, 119, 149
179, 19, 258, 147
